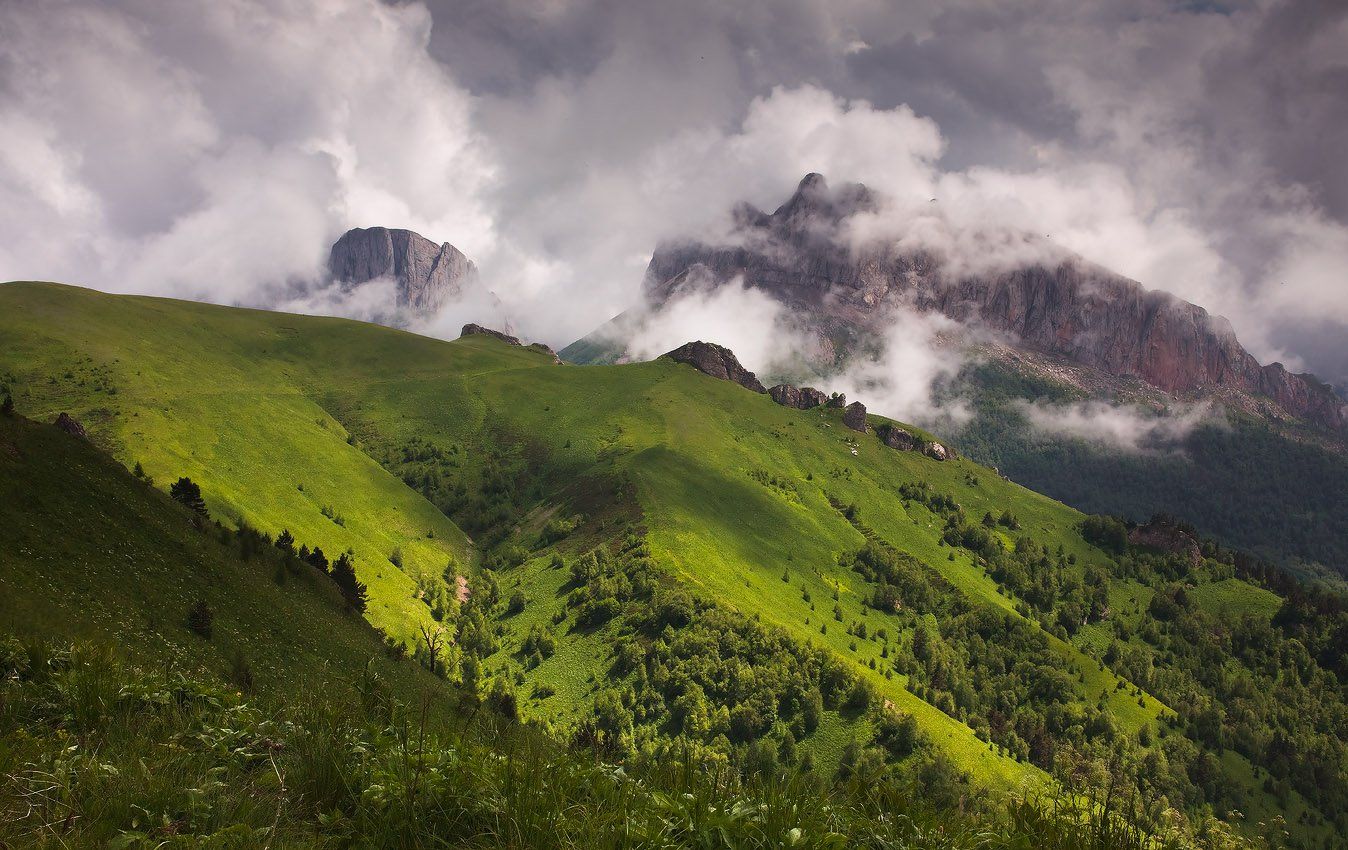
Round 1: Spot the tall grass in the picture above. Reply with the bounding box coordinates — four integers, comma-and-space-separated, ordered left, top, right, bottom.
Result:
0, 638, 1253, 849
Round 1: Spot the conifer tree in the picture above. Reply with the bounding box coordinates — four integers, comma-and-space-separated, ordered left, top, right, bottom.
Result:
275, 529, 295, 552
330, 550, 368, 613
187, 599, 214, 639
169, 477, 208, 518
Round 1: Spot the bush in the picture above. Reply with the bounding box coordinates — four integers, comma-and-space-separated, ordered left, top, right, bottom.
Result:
187, 599, 214, 639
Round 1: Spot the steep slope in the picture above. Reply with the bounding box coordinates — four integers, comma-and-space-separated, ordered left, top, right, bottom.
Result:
0, 410, 447, 700
2, 282, 1344, 844
0, 282, 480, 644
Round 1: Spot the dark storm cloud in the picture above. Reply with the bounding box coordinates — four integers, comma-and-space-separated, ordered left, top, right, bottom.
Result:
0, 0, 1343, 383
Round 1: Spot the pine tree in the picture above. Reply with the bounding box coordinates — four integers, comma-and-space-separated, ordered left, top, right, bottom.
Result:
330, 550, 368, 613
1, 393, 14, 415
169, 477, 208, 518
275, 529, 295, 552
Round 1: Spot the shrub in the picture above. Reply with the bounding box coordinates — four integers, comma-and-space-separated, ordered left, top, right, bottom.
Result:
187, 599, 214, 639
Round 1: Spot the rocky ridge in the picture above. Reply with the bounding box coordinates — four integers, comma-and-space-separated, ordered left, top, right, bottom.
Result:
662, 342, 767, 393
768, 384, 828, 409
666, 341, 947, 461
643, 174, 1346, 432
459, 324, 562, 364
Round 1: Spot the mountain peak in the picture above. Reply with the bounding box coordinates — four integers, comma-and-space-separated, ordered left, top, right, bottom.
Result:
772, 173, 879, 225
644, 174, 1346, 431
329, 226, 477, 315
797, 172, 828, 191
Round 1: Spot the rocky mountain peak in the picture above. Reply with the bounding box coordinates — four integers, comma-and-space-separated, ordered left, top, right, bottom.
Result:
642, 174, 1347, 432
329, 226, 477, 316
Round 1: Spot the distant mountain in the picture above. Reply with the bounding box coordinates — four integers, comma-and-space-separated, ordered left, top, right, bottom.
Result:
561, 174, 1348, 577
329, 226, 478, 317
639, 173, 1345, 432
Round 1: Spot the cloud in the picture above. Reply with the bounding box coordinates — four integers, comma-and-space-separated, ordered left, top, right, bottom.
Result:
621, 274, 812, 373
0, 0, 494, 305
831, 308, 973, 429
1012, 399, 1219, 453
1, 0, 1345, 390
423, 0, 1348, 382
274, 277, 402, 326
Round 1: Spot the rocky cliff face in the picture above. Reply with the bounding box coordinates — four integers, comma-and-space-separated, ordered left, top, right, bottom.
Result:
329, 227, 477, 316
644, 174, 1346, 431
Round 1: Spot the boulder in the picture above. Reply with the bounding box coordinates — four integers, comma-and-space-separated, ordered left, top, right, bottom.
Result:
800, 387, 828, 408
826, 393, 846, 409
842, 401, 868, 433
662, 342, 767, 393
924, 441, 949, 461
460, 323, 522, 346
768, 384, 828, 410
877, 423, 917, 451
53, 412, 87, 439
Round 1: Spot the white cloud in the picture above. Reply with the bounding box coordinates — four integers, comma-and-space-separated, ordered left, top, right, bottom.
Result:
0, 0, 494, 305
623, 274, 808, 373
1013, 399, 1218, 453
831, 307, 973, 429
0, 0, 1344, 391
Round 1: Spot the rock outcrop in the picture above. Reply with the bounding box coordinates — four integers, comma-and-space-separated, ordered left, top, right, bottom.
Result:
529, 342, 563, 364
643, 173, 1346, 432
825, 393, 846, 409
1128, 519, 1202, 568
924, 442, 949, 462
329, 227, 478, 316
460, 323, 522, 346
768, 384, 827, 409
877, 423, 917, 451
53, 412, 87, 439
662, 342, 767, 393
843, 401, 868, 433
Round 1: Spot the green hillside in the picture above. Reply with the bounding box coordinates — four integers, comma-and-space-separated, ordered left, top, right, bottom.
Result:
0, 409, 451, 705
2, 282, 1346, 846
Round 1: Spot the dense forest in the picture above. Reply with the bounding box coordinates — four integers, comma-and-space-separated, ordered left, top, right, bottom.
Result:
956, 363, 1348, 581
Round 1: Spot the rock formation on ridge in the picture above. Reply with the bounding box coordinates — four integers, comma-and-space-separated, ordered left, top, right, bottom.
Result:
662, 342, 767, 393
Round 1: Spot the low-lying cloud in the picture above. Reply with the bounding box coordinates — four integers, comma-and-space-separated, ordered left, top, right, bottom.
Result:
1012, 399, 1219, 453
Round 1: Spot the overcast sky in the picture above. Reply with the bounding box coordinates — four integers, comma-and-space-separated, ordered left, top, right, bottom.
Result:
1, 0, 1345, 386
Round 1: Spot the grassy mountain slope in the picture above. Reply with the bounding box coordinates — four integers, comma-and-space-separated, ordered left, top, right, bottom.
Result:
1, 282, 480, 644
2, 282, 1344, 845
0, 410, 446, 702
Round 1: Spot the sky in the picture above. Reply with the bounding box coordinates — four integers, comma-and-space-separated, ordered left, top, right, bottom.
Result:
0, 0, 1345, 389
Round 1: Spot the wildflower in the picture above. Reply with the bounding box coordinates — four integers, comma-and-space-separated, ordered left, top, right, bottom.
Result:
787, 827, 803, 845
